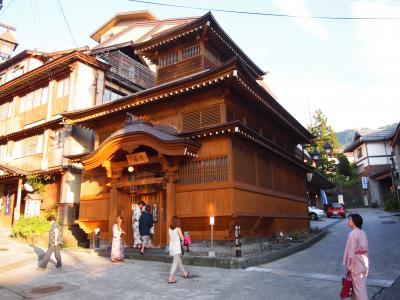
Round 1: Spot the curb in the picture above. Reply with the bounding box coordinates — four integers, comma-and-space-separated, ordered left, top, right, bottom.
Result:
95, 230, 327, 269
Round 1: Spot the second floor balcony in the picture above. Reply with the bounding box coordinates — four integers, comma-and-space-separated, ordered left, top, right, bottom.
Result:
99, 51, 155, 90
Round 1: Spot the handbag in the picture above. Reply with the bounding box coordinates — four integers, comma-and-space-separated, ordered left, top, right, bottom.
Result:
340, 271, 353, 299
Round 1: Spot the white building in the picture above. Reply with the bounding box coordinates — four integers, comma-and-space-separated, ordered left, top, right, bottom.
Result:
344, 127, 397, 207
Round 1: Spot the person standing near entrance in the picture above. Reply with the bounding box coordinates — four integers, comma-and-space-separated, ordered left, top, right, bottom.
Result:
343, 214, 369, 300
132, 200, 145, 248
38, 215, 62, 269
111, 216, 125, 262
168, 216, 191, 284
139, 205, 153, 255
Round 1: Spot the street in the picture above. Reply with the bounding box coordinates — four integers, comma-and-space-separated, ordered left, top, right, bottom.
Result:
0, 208, 399, 299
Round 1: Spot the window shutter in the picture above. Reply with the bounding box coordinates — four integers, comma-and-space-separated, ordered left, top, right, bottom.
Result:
201, 105, 221, 127
182, 111, 201, 131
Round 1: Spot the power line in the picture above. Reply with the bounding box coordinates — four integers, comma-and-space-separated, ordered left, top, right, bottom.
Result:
129, 0, 400, 20
55, 0, 78, 47
0, 0, 16, 17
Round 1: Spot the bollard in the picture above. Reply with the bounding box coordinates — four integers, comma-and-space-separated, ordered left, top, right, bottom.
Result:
93, 228, 100, 249
234, 225, 242, 257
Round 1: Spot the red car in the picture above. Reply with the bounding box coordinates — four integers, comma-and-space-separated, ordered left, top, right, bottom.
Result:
326, 203, 346, 218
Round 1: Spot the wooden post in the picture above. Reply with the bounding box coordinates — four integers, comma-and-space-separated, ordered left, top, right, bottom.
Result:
165, 172, 177, 237
13, 177, 23, 221
109, 181, 118, 244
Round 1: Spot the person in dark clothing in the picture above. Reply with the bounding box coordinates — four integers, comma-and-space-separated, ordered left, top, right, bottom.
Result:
139, 205, 153, 255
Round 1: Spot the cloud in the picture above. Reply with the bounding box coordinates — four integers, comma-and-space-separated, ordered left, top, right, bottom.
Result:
273, 0, 328, 39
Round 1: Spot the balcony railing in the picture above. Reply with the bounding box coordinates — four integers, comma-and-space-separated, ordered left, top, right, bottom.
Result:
100, 51, 155, 89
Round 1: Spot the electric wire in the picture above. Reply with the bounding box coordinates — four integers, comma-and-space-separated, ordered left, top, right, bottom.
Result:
129, 0, 400, 20
0, 0, 16, 17
55, 0, 78, 47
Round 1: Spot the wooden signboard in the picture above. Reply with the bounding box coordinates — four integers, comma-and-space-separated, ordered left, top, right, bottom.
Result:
126, 152, 149, 165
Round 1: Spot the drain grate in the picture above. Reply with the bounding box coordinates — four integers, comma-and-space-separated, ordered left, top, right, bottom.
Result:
30, 286, 63, 294
381, 221, 397, 224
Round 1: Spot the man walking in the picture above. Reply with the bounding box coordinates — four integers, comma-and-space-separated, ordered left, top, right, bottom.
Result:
38, 215, 63, 269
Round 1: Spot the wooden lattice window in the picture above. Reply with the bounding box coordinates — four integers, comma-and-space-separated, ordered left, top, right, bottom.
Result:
159, 52, 179, 68
178, 156, 228, 185
233, 143, 256, 185
182, 44, 200, 60
182, 105, 221, 131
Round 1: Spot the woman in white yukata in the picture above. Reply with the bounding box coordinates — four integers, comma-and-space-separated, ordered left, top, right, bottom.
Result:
132, 200, 145, 248
111, 216, 125, 262
343, 213, 369, 300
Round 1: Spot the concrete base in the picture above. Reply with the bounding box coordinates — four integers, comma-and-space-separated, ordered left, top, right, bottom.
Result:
96, 231, 326, 269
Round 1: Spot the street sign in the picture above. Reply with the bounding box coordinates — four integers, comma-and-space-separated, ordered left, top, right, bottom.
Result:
361, 176, 368, 190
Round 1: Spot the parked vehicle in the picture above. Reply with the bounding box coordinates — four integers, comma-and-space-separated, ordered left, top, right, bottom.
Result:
326, 203, 346, 218
308, 206, 325, 220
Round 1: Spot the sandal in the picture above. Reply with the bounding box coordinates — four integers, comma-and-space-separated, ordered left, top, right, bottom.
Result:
183, 273, 193, 278
168, 280, 177, 284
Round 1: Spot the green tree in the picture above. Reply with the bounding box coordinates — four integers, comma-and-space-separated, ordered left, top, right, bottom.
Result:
307, 109, 340, 177
336, 153, 355, 177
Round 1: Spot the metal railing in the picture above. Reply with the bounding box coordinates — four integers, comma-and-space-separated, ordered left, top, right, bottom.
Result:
100, 51, 155, 89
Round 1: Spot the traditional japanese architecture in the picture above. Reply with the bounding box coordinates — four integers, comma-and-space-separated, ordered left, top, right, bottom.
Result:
63, 11, 315, 247
344, 127, 397, 207
0, 35, 155, 245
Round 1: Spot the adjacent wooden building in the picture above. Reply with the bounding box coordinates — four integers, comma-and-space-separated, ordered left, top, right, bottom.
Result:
63, 11, 315, 247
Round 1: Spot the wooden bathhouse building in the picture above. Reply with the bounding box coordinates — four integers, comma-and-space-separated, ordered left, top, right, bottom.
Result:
61, 11, 315, 247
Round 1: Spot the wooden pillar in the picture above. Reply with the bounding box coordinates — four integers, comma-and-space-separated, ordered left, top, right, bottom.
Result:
13, 177, 23, 221
103, 160, 123, 244
109, 181, 118, 243
163, 162, 179, 246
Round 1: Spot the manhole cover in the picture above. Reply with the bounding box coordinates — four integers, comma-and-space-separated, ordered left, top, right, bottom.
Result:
381, 221, 397, 224
30, 286, 63, 294
0, 248, 8, 251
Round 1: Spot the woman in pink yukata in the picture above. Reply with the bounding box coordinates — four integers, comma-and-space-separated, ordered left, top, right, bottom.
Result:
343, 214, 369, 300
111, 216, 125, 263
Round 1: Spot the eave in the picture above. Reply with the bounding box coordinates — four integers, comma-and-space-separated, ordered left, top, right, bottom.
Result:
0, 50, 46, 73
0, 117, 63, 144
62, 58, 238, 125
134, 12, 265, 78
0, 51, 109, 100
181, 121, 313, 172
391, 122, 400, 147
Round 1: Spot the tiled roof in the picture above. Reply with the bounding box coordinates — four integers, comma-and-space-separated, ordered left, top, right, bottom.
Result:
344, 126, 397, 152
105, 114, 182, 143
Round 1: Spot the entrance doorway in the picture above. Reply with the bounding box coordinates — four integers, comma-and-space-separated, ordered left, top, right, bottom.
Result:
132, 190, 166, 247
118, 183, 166, 248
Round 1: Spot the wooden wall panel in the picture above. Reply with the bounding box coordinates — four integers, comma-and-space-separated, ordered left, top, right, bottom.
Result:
51, 97, 69, 115
232, 188, 275, 215
157, 55, 203, 85
41, 179, 61, 210
79, 197, 109, 221
176, 188, 232, 218
80, 167, 109, 197
23, 105, 47, 125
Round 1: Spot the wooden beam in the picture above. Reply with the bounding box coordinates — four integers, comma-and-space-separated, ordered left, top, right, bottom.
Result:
114, 177, 166, 189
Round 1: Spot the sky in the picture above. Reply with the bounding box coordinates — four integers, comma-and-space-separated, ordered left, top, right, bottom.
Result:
1, 0, 399, 132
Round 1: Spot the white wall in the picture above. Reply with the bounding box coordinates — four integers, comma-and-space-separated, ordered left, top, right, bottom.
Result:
72, 62, 97, 110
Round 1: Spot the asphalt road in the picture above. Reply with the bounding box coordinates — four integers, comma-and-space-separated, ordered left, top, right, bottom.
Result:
0, 208, 399, 300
